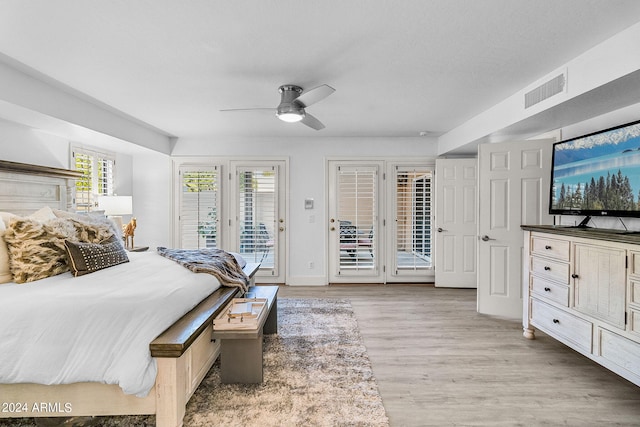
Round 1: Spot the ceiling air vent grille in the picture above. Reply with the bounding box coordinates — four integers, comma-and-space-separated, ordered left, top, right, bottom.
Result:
525, 73, 566, 109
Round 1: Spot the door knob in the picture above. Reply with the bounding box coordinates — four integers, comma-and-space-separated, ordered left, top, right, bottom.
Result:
437, 227, 447, 233
481, 235, 495, 242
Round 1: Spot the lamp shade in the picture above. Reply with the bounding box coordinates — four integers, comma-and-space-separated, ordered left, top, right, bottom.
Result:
98, 196, 133, 216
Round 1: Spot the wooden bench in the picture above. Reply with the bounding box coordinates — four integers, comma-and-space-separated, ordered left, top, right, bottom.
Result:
212, 285, 279, 384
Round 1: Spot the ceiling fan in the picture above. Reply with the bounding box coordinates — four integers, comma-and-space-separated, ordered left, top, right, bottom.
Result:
221, 84, 335, 130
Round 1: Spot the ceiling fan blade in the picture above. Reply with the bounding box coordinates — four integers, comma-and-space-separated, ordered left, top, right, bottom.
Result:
219, 108, 275, 113
300, 112, 325, 130
294, 84, 335, 108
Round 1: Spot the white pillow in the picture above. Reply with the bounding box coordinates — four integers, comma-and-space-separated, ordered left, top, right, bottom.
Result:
0, 220, 11, 284
29, 206, 57, 222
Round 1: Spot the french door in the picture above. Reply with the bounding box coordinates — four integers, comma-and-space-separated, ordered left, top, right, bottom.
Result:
230, 161, 287, 283
328, 161, 382, 282
388, 165, 434, 281
175, 159, 287, 284
328, 160, 434, 283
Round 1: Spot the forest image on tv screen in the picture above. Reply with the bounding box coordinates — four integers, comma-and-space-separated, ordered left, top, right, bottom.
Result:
552, 122, 640, 213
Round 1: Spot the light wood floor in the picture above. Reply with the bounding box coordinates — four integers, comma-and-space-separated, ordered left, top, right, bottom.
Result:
278, 284, 640, 427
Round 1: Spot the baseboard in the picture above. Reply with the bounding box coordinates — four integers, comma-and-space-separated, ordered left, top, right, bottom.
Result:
286, 276, 328, 286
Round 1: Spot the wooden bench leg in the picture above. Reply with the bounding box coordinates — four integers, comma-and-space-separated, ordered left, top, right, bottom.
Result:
220, 336, 264, 384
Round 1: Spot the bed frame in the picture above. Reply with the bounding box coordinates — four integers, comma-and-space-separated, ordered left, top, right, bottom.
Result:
0, 160, 259, 426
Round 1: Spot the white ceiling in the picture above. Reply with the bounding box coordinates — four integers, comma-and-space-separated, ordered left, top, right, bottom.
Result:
1, 0, 640, 145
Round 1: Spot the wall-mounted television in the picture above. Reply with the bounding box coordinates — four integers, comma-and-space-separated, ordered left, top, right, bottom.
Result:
550, 119, 640, 220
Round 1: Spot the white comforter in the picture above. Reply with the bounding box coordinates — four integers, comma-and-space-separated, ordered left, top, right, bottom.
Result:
0, 251, 221, 397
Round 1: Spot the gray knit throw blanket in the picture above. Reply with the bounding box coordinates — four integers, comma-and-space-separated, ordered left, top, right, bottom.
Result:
156, 247, 249, 293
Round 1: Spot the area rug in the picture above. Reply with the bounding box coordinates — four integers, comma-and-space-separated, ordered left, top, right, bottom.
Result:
3, 298, 389, 427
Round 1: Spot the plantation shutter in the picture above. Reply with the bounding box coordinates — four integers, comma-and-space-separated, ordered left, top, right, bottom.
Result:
179, 166, 220, 249
395, 167, 433, 270
72, 147, 115, 212
237, 166, 277, 269
337, 166, 377, 271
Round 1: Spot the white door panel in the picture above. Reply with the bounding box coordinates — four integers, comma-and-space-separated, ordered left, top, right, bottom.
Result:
434, 158, 477, 288
477, 140, 553, 318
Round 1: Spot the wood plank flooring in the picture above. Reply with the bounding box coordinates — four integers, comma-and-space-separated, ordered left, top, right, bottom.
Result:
278, 284, 640, 427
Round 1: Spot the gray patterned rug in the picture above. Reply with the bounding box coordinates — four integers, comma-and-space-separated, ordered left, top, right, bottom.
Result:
2, 298, 389, 427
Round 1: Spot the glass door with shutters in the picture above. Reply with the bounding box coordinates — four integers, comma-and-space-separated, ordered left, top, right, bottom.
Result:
177, 166, 221, 249
328, 162, 382, 282
231, 161, 286, 283
390, 166, 434, 279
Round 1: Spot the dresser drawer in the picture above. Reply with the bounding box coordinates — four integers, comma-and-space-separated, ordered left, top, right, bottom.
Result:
531, 235, 570, 261
598, 328, 640, 378
530, 256, 570, 285
530, 275, 569, 306
530, 298, 592, 353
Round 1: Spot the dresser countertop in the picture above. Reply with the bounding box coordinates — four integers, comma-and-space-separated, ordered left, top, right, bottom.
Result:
522, 224, 640, 245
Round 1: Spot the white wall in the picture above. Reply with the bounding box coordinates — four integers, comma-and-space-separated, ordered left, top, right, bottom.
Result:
0, 118, 69, 168
172, 136, 438, 285
0, 118, 174, 248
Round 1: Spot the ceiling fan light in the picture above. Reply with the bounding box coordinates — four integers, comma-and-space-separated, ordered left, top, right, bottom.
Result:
277, 112, 305, 123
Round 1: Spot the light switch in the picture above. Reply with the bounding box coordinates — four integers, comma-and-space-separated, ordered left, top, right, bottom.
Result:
304, 198, 314, 209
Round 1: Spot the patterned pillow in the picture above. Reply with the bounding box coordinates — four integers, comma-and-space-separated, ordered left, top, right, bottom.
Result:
3, 217, 79, 283
64, 239, 129, 277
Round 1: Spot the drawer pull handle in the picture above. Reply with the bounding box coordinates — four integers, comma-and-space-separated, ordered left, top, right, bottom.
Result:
544, 266, 551, 271
545, 245, 552, 250
553, 319, 560, 324
571, 274, 579, 279
544, 287, 551, 292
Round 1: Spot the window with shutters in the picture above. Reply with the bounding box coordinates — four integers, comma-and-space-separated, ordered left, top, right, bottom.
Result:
395, 167, 432, 270
72, 146, 116, 212
179, 166, 220, 249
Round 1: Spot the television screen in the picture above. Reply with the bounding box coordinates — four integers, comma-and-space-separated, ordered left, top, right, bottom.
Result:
550, 119, 640, 217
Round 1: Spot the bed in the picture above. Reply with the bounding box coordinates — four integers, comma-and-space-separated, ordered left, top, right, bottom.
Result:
0, 160, 259, 426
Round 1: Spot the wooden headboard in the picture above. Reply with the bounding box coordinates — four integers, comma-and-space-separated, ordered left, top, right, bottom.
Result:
0, 160, 82, 215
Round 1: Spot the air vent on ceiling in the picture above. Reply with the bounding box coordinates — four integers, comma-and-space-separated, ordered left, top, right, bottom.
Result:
525, 72, 566, 109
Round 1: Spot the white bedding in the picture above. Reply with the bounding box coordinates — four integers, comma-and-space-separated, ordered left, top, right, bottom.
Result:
0, 250, 221, 397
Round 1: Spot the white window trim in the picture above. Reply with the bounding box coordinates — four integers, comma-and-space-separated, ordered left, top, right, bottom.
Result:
71, 144, 117, 212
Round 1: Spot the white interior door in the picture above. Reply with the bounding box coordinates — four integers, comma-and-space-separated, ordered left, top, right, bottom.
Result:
477, 140, 553, 318
434, 158, 477, 288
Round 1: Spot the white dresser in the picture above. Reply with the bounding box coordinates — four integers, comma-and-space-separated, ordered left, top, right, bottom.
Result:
522, 225, 640, 386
